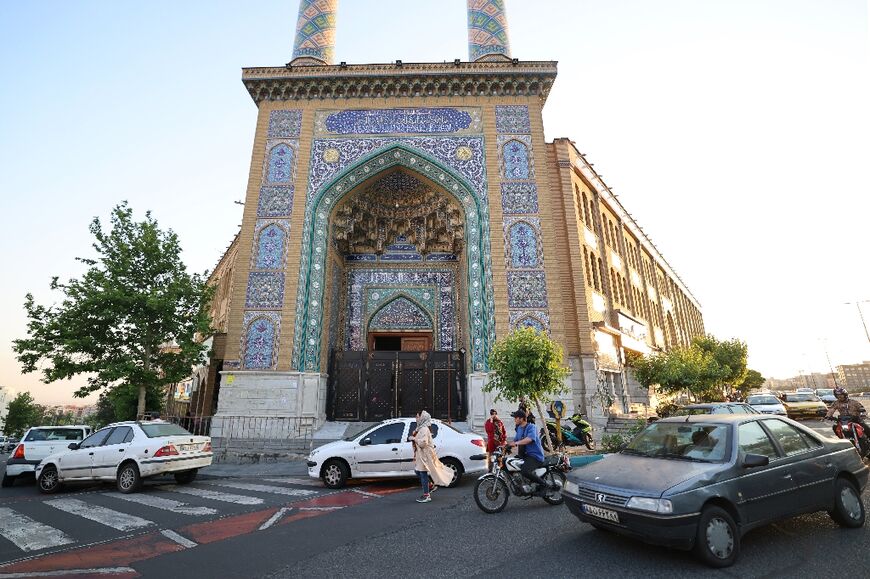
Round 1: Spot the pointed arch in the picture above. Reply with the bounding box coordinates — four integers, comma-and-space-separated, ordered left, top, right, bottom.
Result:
266, 143, 295, 183
507, 220, 540, 268
254, 223, 288, 269
502, 139, 530, 179
292, 143, 494, 372
367, 295, 434, 332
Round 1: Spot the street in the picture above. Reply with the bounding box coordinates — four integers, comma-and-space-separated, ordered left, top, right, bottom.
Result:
0, 420, 868, 579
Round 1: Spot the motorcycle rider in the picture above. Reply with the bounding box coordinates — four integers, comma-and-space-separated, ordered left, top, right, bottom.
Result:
506, 409, 555, 494
825, 387, 869, 442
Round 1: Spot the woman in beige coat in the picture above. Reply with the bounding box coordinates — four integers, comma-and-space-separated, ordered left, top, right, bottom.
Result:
412, 410, 454, 503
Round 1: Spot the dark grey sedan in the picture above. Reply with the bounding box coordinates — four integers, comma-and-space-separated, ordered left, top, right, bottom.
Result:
563, 414, 868, 567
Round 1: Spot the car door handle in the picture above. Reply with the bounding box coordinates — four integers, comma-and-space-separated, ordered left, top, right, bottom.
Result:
88, 452, 94, 456
783, 473, 793, 479
118, 449, 125, 452
391, 448, 398, 451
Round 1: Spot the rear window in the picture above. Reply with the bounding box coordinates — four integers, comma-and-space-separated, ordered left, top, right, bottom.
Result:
748, 396, 780, 405
25, 428, 85, 442
140, 423, 192, 438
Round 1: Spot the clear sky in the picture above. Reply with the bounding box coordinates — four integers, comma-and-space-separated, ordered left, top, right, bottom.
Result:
1, 1, 868, 406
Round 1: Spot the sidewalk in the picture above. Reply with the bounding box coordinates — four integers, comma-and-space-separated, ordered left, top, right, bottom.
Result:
199, 460, 310, 479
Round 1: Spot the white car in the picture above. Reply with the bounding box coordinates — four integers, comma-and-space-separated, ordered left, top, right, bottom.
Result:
4, 425, 92, 487
745, 394, 788, 416
34, 420, 213, 494
307, 417, 487, 489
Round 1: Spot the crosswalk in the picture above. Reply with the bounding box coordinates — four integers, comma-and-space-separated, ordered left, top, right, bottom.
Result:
0, 478, 327, 557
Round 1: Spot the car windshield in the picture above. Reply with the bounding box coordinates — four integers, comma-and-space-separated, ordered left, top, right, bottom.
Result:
747, 396, 780, 405
25, 428, 85, 442
784, 394, 818, 402
623, 422, 730, 462
139, 423, 192, 438
816, 389, 834, 396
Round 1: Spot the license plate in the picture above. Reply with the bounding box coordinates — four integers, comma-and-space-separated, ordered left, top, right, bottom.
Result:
180, 444, 198, 452
582, 503, 620, 523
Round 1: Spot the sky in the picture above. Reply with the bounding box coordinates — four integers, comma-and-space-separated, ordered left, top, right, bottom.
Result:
1, 0, 869, 406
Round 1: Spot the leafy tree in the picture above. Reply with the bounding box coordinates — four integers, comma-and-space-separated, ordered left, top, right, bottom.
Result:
735, 369, 765, 397
630, 335, 751, 403
13, 202, 213, 417
484, 328, 571, 452
3, 392, 45, 437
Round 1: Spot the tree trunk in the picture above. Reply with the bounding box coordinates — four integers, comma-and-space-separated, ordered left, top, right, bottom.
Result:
137, 384, 147, 419
532, 396, 555, 454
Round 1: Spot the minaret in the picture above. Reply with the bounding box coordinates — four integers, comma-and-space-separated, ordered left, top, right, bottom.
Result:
291, 0, 338, 65
467, 0, 512, 62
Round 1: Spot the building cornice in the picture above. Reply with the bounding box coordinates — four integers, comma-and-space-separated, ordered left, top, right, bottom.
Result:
241, 60, 558, 104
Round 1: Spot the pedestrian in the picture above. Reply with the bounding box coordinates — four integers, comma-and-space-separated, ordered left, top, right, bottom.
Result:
484, 408, 507, 469
411, 410, 454, 503
518, 397, 536, 424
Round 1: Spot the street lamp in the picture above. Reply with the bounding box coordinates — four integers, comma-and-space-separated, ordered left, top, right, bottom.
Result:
844, 300, 870, 343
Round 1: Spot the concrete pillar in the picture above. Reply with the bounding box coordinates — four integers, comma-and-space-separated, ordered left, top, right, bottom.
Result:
291, 0, 338, 65
467, 0, 511, 61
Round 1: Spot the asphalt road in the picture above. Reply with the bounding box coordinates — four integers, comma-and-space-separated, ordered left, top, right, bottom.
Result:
0, 419, 867, 579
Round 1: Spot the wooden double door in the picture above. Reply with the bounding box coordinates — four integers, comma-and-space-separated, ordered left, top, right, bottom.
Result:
367, 332, 432, 353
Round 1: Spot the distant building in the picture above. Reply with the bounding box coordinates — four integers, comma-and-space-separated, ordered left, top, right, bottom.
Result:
765, 372, 836, 392
837, 361, 870, 392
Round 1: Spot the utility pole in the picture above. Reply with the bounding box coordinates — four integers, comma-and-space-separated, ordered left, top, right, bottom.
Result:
845, 300, 870, 344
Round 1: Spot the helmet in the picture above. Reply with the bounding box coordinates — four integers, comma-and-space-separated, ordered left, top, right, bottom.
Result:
834, 387, 848, 398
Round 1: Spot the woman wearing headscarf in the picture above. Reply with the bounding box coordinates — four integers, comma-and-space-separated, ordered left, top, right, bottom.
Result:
412, 410, 454, 503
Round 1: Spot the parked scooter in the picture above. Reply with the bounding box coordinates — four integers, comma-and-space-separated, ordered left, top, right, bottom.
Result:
569, 412, 595, 450
542, 419, 585, 451
473, 446, 570, 513
828, 415, 870, 461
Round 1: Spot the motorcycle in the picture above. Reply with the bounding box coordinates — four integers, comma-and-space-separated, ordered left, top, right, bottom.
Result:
829, 415, 870, 461
569, 413, 595, 450
473, 446, 570, 513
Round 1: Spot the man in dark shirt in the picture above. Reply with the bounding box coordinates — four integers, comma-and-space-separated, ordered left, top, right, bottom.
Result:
506, 410, 553, 493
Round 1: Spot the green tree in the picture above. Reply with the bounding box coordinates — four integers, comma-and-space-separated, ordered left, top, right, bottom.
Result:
484, 327, 571, 452
735, 369, 765, 397
3, 392, 45, 437
13, 202, 213, 417
630, 335, 750, 403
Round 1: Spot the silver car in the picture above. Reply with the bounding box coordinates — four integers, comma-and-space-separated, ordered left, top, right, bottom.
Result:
563, 414, 868, 568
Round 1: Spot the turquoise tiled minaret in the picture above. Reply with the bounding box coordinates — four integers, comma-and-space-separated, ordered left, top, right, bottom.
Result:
291, 0, 338, 65
467, 0, 512, 62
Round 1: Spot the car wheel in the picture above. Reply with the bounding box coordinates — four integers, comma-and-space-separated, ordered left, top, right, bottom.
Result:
440, 458, 464, 488
694, 506, 740, 568
829, 477, 865, 528
37, 466, 61, 495
117, 462, 142, 494
1, 474, 15, 488
473, 476, 509, 513
541, 471, 566, 505
174, 469, 198, 485
321, 459, 349, 489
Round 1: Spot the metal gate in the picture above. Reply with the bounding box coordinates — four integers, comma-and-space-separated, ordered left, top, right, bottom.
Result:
328, 351, 466, 421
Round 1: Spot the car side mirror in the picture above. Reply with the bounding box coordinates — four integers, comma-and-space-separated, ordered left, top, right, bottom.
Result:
359, 438, 371, 446
742, 453, 769, 468
68, 442, 80, 450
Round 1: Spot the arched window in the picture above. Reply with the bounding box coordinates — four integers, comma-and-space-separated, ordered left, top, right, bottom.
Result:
267, 144, 294, 183
503, 140, 530, 179
244, 317, 276, 369
509, 221, 539, 267
255, 224, 286, 269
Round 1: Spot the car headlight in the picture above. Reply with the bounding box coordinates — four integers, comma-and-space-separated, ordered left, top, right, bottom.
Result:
626, 497, 673, 514
563, 480, 579, 495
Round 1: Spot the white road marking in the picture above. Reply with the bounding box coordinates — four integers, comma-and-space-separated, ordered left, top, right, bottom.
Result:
263, 477, 323, 487
46, 498, 153, 532
158, 485, 263, 505
0, 567, 137, 578
0, 507, 75, 552
104, 492, 217, 515
202, 481, 317, 496
258, 507, 293, 530
351, 489, 382, 498
160, 529, 198, 549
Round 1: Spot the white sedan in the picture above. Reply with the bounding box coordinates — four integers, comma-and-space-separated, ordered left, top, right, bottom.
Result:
35, 420, 213, 494
307, 418, 487, 489
746, 394, 788, 416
